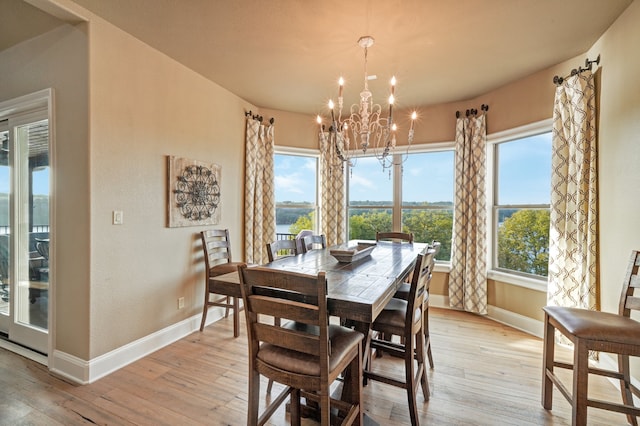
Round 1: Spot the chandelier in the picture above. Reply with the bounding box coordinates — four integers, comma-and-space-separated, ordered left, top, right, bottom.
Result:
317, 36, 417, 177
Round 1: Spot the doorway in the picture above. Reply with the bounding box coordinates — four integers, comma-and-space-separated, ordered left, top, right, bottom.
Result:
0, 90, 52, 356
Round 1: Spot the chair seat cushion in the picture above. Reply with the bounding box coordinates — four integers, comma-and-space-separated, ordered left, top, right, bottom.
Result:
393, 282, 411, 300
373, 298, 421, 331
208, 261, 244, 278
544, 306, 640, 345
257, 323, 363, 377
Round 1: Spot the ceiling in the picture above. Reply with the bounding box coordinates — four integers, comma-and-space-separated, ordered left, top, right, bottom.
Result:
4, 0, 634, 115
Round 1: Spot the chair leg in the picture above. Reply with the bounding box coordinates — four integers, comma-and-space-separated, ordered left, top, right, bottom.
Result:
619, 354, 639, 426
341, 344, 363, 423
405, 333, 420, 426
363, 331, 372, 386
425, 336, 434, 370
232, 297, 240, 338
415, 331, 430, 401
541, 314, 555, 410
224, 296, 231, 318
571, 339, 589, 426
320, 391, 331, 426
290, 388, 301, 426
247, 369, 261, 426
424, 312, 434, 369
199, 296, 209, 332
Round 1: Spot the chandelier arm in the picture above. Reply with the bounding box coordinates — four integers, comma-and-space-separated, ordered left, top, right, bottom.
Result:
316, 35, 418, 176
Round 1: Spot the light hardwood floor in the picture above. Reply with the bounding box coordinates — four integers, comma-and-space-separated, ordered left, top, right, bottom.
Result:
0, 308, 633, 425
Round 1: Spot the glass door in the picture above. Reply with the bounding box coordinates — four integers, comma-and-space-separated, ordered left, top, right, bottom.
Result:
0, 111, 50, 355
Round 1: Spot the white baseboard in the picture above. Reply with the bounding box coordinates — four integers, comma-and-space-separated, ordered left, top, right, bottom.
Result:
486, 305, 544, 338
53, 299, 637, 389
431, 294, 544, 338
50, 307, 225, 384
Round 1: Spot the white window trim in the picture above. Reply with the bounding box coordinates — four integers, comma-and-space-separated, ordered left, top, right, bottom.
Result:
486, 118, 553, 291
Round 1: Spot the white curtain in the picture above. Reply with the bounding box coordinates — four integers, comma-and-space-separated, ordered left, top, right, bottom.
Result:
244, 116, 275, 264
547, 71, 598, 312
449, 113, 488, 314
319, 131, 346, 246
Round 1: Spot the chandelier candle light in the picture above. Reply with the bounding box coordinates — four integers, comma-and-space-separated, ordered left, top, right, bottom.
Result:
317, 36, 418, 177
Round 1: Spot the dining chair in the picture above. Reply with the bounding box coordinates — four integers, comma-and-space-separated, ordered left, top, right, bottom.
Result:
364, 247, 435, 426
301, 233, 327, 254
393, 241, 441, 304
238, 264, 364, 426
266, 238, 298, 262
542, 249, 640, 426
375, 231, 414, 244
199, 229, 244, 336
376, 232, 415, 299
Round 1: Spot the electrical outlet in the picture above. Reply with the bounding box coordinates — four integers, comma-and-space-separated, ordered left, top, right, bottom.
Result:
178, 297, 185, 309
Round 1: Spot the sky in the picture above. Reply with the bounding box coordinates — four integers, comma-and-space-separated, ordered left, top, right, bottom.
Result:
276, 132, 551, 205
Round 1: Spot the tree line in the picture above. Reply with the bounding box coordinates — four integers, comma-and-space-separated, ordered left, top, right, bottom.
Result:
281, 206, 550, 276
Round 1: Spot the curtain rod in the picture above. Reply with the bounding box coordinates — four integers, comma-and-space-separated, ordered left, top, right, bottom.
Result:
244, 110, 275, 124
553, 55, 600, 86
456, 104, 489, 118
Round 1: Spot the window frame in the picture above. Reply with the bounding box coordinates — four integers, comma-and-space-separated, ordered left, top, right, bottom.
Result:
273, 147, 320, 235
486, 118, 553, 291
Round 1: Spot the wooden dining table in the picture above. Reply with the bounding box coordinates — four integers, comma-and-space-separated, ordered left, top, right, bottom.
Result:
210, 240, 425, 331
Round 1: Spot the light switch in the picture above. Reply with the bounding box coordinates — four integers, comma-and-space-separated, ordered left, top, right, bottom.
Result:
113, 210, 124, 225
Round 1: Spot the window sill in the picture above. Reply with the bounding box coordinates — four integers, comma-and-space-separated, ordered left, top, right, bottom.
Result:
433, 264, 547, 292
487, 270, 547, 292
434, 262, 451, 274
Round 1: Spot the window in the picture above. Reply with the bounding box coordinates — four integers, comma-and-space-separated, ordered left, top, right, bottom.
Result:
274, 152, 318, 237
348, 156, 393, 240
491, 129, 551, 279
401, 151, 454, 261
348, 148, 455, 261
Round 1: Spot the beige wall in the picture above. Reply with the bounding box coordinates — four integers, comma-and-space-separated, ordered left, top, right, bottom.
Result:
86, 15, 255, 358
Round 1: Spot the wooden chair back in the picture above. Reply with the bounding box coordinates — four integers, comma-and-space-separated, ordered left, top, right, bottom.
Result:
301, 234, 327, 254
199, 229, 244, 335
239, 265, 329, 363
619, 250, 640, 317
266, 239, 298, 262
406, 248, 435, 336
201, 229, 233, 272
376, 231, 414, 243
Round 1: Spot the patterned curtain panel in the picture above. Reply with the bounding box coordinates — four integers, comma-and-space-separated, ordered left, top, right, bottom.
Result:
244, 117, 275, 264
449, 113, 488, 314
319, 131, 346, 246
548, 71, 598, 312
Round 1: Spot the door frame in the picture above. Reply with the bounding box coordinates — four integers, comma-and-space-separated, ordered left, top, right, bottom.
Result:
0, 89, 54, 364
